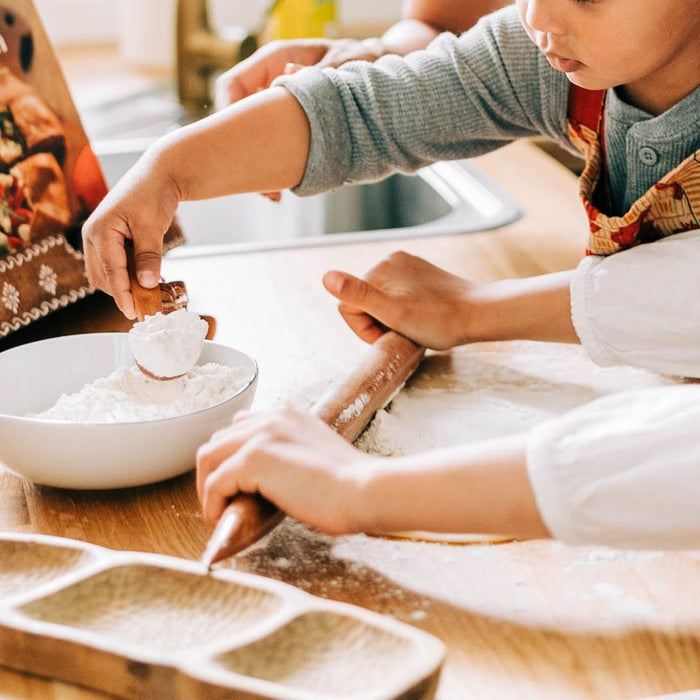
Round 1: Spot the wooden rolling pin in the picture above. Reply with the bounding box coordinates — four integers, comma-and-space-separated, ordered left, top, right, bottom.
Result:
201, 331, 426, 569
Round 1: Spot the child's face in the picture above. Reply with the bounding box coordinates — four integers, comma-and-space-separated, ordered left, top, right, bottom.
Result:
516, 0, 700, 113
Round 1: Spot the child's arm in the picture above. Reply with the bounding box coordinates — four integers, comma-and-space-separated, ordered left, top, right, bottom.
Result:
571, 230, 700, 378
215, 0, 507, 107
322, 251, 579, 349
85, 9, 562, 318
82, 88, 310, 318
197, 383, 700, 549
196, 402, 550, 539
527, 383, 700, 549
324, 230, 700, 380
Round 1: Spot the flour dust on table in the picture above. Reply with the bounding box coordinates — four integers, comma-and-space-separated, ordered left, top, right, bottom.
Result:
355, 341, 676, 457
353, 341, 677, 545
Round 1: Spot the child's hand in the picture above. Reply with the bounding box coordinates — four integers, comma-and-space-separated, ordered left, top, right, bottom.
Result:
214, 40, 331, 110
214, 38, 387, 110
196, 403, 377, 535
322, 251, 478, 350
82, 153, 181, 319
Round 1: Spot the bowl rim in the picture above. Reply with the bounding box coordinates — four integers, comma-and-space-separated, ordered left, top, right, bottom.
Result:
0, 332, 258, 427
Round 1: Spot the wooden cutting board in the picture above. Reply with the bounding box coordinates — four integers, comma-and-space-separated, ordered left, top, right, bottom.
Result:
0, 532, 444, 699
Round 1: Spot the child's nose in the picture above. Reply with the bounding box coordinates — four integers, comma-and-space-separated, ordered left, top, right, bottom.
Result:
523, 0, 568, 36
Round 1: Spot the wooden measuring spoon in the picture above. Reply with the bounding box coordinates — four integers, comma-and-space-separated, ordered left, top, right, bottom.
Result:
201, 331, 426, 569
126, 248, 216, 379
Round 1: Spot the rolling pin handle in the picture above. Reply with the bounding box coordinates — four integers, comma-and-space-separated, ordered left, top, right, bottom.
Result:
201, 495, 285, 569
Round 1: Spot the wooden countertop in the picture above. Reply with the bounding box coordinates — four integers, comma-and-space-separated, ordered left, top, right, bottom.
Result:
1, 141, 699, 699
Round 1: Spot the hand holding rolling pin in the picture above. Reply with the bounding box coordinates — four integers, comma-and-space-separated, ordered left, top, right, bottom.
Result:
197, 403, 378, 536
196, 247, 572, 560
321, 250, 481, 349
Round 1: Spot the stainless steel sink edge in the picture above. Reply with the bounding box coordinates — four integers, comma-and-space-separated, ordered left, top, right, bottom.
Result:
92, 139, 523, 258
166, 161, 523, 258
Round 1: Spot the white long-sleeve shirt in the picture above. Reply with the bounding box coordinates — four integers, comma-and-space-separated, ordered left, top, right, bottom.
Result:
528, 230, 700, 549
528, 384, 700, 550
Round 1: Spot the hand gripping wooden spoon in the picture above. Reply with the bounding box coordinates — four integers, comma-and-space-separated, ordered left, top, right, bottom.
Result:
126, 245, 216, 380
201, 331, 426, 569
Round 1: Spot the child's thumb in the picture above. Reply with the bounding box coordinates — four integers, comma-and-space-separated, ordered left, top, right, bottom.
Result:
322, 271, 385, 314
133, 246, 163, 289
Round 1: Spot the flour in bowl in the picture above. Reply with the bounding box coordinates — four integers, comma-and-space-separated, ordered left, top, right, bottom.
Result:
31, 362, 253, 423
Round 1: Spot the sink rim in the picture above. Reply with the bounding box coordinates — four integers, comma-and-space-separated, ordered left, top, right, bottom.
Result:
92, 138, 523, 257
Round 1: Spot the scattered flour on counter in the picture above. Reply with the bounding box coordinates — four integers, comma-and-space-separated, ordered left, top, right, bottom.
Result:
31, 362, 252, 423
355, 341, 678, 456
338, 392, 370, 423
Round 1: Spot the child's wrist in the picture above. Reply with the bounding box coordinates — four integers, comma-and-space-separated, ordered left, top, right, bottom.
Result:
454, 281, 506, 344
348, 456, 395, 534
142, 137, 188, 203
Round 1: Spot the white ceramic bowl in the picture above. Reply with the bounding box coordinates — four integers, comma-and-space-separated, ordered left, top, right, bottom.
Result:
0, 333, 257, 489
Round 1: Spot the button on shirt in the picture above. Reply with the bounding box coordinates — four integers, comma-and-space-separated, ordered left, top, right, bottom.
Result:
604, 87, 700, 215
638, 146, 658, 166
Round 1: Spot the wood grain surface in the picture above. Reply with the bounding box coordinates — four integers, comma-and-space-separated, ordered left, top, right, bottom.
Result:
2, 142, 699, 700
0, 533, 444, 700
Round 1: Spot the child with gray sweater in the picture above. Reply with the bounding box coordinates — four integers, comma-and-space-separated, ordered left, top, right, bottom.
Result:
84, 1, 700, 549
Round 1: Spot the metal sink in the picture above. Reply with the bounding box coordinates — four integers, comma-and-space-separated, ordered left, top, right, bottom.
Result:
82, 85, 521, 255
82, 83, 521, 255
95, 138, 522, 257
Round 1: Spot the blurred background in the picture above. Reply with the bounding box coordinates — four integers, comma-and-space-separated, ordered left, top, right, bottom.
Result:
36, 0, 403, 68
34, 0, 405, 140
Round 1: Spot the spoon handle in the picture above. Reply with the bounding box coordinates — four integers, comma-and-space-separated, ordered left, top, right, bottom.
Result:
126, 244, 162, 321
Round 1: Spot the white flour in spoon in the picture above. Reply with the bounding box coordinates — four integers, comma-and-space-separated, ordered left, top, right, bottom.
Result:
31, 362, 252, 423
129, 309, 208, 378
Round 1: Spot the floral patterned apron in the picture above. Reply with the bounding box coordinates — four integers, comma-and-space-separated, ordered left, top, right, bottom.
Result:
567, 84, 700, 256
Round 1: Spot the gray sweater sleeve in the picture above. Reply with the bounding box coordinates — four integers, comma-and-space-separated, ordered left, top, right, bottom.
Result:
274, 5, 572, 195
